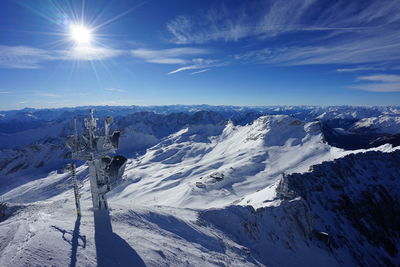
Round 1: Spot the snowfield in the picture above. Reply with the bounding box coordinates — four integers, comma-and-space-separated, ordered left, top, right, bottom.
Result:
112, 116, 344, 209
0, 106, 399, 266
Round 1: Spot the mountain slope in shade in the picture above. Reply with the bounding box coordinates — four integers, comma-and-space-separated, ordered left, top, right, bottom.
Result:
201, 149, 400, 266
275, 150, 400, 266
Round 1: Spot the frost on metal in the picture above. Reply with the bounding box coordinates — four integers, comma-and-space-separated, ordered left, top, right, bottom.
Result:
67, 109, 127, 210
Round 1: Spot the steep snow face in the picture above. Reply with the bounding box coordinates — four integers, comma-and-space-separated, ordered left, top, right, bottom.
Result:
110, 115, 342, 209
116, 110, 226, 156
0, 120, 69, 149
314, 106, 400, 121
0, 165, 89, 203
197, 150, 400, 267
351, 115, 400, 134
200, 201, 341, 267
0, 141, 70, 195
274, 150, 400, 266
314, 108, 400, 146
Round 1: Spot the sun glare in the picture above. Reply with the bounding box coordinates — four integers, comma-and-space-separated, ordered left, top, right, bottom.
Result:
69, 24, 92, 45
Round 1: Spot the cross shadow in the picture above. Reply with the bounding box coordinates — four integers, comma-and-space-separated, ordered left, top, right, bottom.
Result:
70, 216, 84, 267
94, 210, 146, 267
51, 216, 86, 267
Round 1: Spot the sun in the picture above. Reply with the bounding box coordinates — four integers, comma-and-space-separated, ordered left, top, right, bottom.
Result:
69, 24, 93, 45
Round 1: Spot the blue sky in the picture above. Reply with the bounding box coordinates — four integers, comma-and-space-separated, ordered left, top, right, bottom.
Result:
1, 0, 400, 110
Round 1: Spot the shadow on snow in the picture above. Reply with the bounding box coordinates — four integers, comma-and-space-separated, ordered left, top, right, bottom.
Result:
94, 210, 146, 267
51, 216, 86, 267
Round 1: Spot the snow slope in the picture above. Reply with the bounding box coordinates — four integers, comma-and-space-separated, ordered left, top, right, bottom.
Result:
1, 148, 398, 266
351, 115, 400, 134
110, 116, 343, 209
0, 109, 399, 266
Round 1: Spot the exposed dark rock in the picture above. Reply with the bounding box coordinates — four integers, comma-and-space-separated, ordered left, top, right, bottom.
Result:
279, 150, 400, 266
321, 121, 400, 150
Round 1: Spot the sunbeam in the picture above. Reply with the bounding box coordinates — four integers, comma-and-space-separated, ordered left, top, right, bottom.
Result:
14, 0, 141, 86
69, 24, 92, 45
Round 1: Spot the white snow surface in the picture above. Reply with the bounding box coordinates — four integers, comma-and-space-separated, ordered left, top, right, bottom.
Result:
351, 115, 400, 134
111, 116, 340, 209
1, 114, 399, 266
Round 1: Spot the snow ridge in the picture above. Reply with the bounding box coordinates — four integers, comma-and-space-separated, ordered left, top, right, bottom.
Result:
0, 107, 399, 266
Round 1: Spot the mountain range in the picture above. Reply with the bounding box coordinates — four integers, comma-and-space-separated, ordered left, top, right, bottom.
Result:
0, 105, 399, 266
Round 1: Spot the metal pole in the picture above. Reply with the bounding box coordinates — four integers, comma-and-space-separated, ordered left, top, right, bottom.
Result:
87, 109, 96, 149
71, 163, 81, 216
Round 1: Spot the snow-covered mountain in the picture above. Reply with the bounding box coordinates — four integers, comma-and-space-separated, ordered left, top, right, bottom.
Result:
111, 115, 341, 209
0, 105, 399, 266
351, 115, 400, 134
274, 150, 400, 266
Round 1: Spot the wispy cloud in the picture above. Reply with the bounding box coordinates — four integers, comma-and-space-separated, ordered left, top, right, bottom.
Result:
350, 83, 400, 92
233, 33, 400, 66
0, 90, 10, 94
168, 65, 199, 75
0, 45, 54, 69
105, 87, 126, 93
191, 69, 210, 75
1, 45, 206, 70
168, 58, 218, 74
167, 0, 400, 69
336, 66, 385, 72
0, 45, 124, 68
131, 47, 208, 65
357, 74, 400, 83
38, 92, 62, 98
166, 0, 380, 44
62, 46, 123, 61
350, 74, 400, 92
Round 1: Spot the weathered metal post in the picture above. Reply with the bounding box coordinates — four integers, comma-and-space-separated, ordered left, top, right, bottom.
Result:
58, 163, 81, 216
70, 163, 81, 216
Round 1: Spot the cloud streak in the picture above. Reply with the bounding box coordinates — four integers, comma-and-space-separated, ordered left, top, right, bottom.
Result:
61, 46, 124, 61
191, 69, 210, 75
233, 32, 400, 66
38, 93, 62, 98
350, 83, 400, 92
0, 45, 209, 71
357, 75, 400, 83
168, 58, 218, 74
336, 66, 385, 73
0, 45, 124, 69
167, 0, 400, 69
0, 45, 54, 69
131, 47, 209, 65
350, 74, 400, 92
105, 87, 126, 93
166, 0, 386, 44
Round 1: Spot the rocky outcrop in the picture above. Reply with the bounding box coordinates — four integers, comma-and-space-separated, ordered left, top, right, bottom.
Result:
200, 150, 400, 266
277, 150, 400, 266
